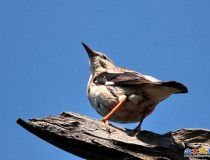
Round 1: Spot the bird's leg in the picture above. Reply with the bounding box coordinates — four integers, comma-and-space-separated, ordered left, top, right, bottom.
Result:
134, 107, 150, 133
101, 95, 127, 131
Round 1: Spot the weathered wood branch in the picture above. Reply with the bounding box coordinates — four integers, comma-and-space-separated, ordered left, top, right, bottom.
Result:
16, 112, 210, 160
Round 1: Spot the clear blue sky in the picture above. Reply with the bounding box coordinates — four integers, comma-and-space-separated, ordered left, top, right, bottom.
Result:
1, 1, 210, 160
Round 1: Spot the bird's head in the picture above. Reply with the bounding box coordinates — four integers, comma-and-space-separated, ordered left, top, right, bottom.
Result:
82, 42, 116, 75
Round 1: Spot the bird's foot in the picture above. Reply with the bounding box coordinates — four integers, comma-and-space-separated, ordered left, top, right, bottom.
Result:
133, 125, 141, 136
100, 118, 111, 132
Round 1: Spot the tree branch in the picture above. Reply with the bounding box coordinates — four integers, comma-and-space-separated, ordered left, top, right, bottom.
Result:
16, 112, 210, 160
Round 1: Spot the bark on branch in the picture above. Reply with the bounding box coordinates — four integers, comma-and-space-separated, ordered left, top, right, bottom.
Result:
16, 112, 210, 160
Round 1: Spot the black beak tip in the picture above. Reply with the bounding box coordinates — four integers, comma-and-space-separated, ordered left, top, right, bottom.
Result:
81, 42, 86, 48
81, 42, 94, 55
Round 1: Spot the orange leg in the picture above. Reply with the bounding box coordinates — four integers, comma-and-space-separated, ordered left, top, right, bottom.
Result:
101, 96, 127, 131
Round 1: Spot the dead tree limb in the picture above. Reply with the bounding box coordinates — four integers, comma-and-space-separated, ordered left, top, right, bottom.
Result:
16, 112, 210, 160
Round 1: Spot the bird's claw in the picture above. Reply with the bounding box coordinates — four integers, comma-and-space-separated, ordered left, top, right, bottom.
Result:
101, 118, 111, 132
133, 125, 141, 136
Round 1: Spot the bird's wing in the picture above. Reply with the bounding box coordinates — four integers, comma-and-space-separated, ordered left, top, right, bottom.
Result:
94, 67, 161, 86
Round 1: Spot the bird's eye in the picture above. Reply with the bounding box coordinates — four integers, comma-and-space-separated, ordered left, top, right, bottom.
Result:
101, 55, 107, 60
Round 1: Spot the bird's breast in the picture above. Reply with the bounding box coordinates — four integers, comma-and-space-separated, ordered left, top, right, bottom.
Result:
88, 82, 158, 123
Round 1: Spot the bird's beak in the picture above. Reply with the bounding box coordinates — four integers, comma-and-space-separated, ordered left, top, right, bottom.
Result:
82, 42, 98, 57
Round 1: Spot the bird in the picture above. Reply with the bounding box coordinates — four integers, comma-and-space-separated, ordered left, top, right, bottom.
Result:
82, 42, 188, 132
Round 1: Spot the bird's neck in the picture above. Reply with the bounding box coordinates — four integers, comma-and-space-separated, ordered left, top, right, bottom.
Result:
89, 61, 106, 76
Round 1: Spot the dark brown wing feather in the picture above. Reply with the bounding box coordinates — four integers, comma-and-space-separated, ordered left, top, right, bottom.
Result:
93, 68, 188, 94
94, 68, 152, 85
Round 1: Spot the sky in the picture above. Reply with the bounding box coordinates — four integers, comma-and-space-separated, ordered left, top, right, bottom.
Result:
0, 1, 210, 160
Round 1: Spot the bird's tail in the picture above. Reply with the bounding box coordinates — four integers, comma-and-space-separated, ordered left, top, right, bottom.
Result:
161, 81, 188, 94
